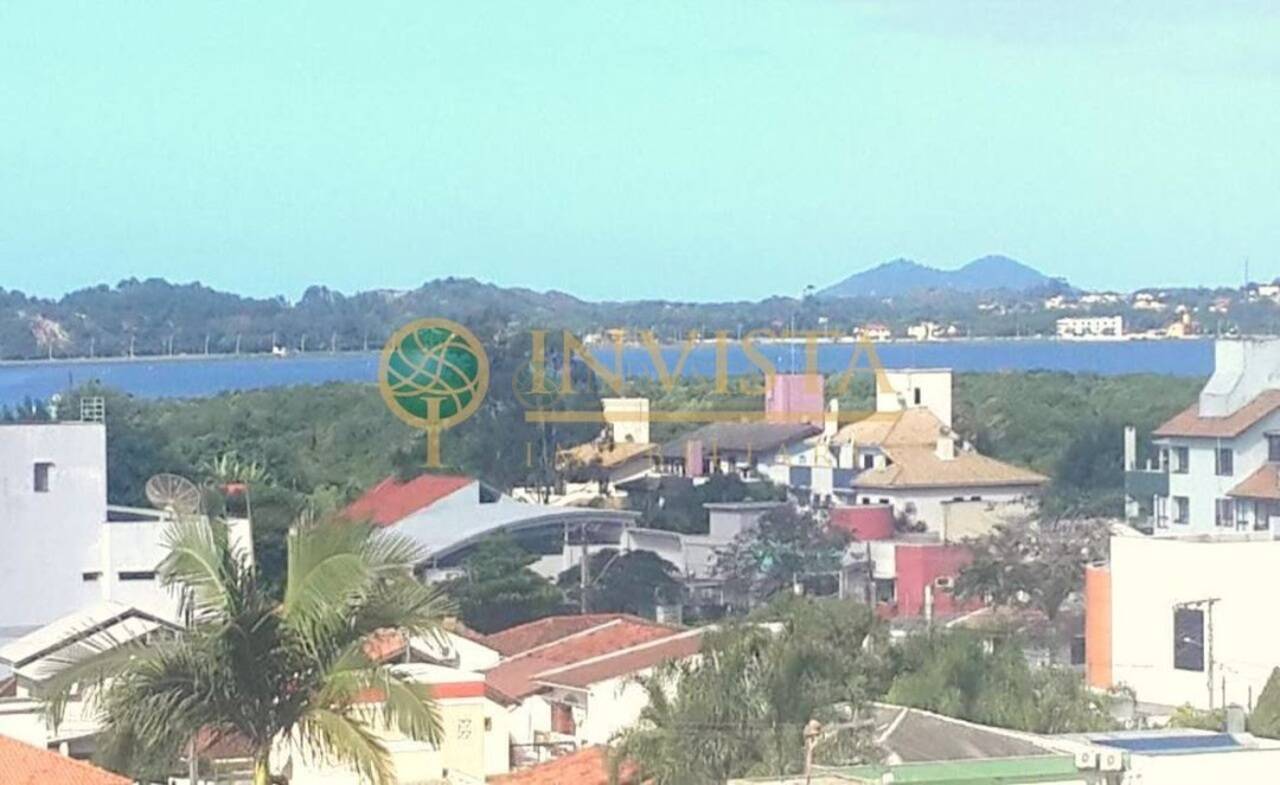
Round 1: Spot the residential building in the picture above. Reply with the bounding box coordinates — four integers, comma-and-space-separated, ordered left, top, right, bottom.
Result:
1086, 532, 1280, 711
0, 421, 249, 663
1125, 338, 1280, 535
1132, 291, 1167, 311
1051, 727, 1280, 785
0, 603, 182, 756
856, 323, 892, 342
656, 422, 821, 478
765, 373, 825, 426
906, 321, 942, 341
342, 473, 640, 581
1055, 315, 1124, 339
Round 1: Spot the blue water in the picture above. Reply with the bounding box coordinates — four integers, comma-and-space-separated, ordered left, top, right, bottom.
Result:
0, 339, 1213, 407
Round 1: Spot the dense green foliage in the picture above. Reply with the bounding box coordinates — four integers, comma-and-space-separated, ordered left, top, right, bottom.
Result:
557, 549, 682, 615
614, 598, 885, 785
885, 631, 1116, 734
442, 534, 567, 633
3, 275, 1275, 361
714, 505, 850, 607
1250, 668, 1280, 738
955, 518, 1109, 621
44, 518, 449, 785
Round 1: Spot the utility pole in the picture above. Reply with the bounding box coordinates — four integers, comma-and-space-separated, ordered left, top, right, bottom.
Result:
579, 522, 589, 614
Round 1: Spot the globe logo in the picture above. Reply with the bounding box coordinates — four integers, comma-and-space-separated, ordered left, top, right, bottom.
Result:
378, 318, 489, 466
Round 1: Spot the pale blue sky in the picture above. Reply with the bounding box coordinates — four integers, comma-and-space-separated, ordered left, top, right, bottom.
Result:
2, 1, 1278, 301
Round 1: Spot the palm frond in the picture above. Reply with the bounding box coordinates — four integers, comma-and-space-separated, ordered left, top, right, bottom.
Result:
295, 708, 395, 785
158, 517, 239, 617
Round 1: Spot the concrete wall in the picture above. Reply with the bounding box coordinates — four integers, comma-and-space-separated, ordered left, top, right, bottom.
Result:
0, 424, 107, 634
1106, 535, 1280, 709
849, 486, 1030, 537
892, 542, 975, 617
878, 369, 952, 428
1199, 339, 1280, 417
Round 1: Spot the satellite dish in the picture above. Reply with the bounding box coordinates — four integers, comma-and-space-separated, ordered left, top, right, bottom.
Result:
145, 473, 202, 515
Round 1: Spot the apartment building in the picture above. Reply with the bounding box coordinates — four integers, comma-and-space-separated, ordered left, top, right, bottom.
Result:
1126, 339, 1280, 535
1055, 315, 1124, 339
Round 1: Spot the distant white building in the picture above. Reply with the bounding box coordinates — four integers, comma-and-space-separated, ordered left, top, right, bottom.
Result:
906, 321, 942, 341
1056, 315, 1124, 339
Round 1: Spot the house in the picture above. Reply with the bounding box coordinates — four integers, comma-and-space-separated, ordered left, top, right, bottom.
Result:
0, 733, 130, 785
856, 323, 892, 342
656, 422, 821, 478
1125, 338, 1280, 535
1055, 315, 1124, 339
1086, 532, 1280, 711
342, 473, 640, 581
906, 321, 942, 341
555, 398, 658, 495
0, 602, 182, 756
471, 614, 703, 763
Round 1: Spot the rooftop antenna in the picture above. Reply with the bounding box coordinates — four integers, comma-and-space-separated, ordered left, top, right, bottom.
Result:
145, 473, 203, 516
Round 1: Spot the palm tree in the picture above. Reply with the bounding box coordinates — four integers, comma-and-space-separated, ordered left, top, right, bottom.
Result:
45, 516, 450, 785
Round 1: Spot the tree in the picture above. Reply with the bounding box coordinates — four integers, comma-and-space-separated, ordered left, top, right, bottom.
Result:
44, 517, 450, 785
954, 517, 1107, 621
443, 533, 566, 633
614, 602, 883, 785
1250, 668, 1280, 738
557, 549, 682, 615
886, 630, 1115, 734
714, 505, 850, 607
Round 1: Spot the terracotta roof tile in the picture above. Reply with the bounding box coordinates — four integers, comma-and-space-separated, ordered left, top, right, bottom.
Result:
560, 441, 656, 470
342, 474, 473, 526
490, 745, 638, 785
484, 618, 680, 700
1228, 464, 1280, 500
0, 735, 131, 785
1153, 390, 1280, 439
853, 446, 1047, 490
481, 614, 659, 657
535, 629, 704, 689
832, 408, 946, 447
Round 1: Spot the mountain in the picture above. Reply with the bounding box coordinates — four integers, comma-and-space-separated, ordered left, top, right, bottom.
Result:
820, 255, 1060, 298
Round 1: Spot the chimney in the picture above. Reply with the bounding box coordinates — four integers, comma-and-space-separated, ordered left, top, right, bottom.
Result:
685, 439, 704, 478
824, 398, 839, 439
1123, 426, 1137, 471
935, 433, 956, 461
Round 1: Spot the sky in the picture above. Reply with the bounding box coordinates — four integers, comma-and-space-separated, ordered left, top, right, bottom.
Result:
2, 1, 1278, 302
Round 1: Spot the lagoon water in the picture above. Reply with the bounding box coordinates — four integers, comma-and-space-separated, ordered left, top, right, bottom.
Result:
0, 339, 1213, 407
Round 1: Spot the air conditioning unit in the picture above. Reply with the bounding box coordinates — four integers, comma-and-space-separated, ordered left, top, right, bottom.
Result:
934, 576, 955, 590
1099, 750, 1126, 772
1074, 749, 1099, 770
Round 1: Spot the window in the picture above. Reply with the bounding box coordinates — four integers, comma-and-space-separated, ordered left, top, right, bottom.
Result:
1173, 496, 1190, 524
550, 702, 576, 735
913, 388, 922, 405
118, 571, 157, 581
1270, 434, 1280, 463
81, 572, 101, 582
1174, 607, 1205, 671
1215, 498, 1235, 527
1171, 447, 1190, 474
1215, 447, 1233, 476
862, 453, 875, 470
33, 462, 52, 492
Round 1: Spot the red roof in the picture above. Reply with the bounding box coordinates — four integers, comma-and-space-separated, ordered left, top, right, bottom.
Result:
342, 473, 473, 526
482, 613, 660, 657
0, 735, 131, 785
1228, 464, 1280, 500
535, 629, 704, 689
490, 745, 638, 785
484, 618, 681, 701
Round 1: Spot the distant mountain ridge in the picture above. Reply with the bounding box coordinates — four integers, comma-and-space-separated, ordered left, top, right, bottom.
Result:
820, 255, 1062, 298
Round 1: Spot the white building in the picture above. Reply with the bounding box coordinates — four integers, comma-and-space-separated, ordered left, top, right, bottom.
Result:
1055, 315, 1124, 339
1087, 532, 1280, 711
1127, 339, 1280, 535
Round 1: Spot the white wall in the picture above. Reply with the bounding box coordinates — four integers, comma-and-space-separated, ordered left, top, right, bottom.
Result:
849, 486, 1031, 536
1109, 535, 1280, 709
878, 369, 953, 428
1159, 408, 1280, 533
0, 424, 107, 633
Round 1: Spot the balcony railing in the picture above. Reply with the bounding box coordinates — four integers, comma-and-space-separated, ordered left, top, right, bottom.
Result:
1124, 468, 1169, 499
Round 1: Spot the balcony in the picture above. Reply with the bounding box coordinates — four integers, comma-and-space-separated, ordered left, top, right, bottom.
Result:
1124, 468, 1169, 499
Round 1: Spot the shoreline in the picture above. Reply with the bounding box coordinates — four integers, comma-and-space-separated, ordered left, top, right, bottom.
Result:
0, 334, 1218, 367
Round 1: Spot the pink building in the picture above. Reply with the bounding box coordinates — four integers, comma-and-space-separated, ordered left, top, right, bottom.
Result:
765, 373, 825, 426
